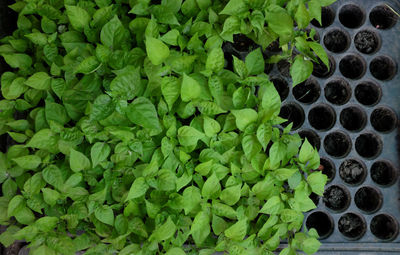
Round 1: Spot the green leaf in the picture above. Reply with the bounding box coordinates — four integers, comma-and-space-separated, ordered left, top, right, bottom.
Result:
178, 126, 205, 147
42, 165, 63, 188
257, 124, 272, 150
181, 73, 201, 102
75, 56, 100, 74
125, 177, 148, 201
224, 219, 247, 241
12, 155, 41, 169
100, 16, 126, 49
126, 97, 162, 134
1, 76, 27, 100
25, 72, 51, 90
260, 196, 284, 214
308, 0, 322, 25
191, 211, 210, 246
95, 205, 114, 225
245, 48, 265, 75
110, 65, 140, 100
220, 184, 241, 206
152, 217, 176, 241
35, 217, 59, 232
202, 173, 221, 199
25, 33, 48, 46
220, 0, 248, 15
242, 135, 262, 160
231, 109, 258, 131
307, 172, 327, 196
91, 142, 111, 167
302, 237, 321, 255
42, 188, 60, 206
203, 116, 221, 137
1, 54, 32, 69
265, 5, 294, 45
145, 37, 170, 65
290, 56, 313, 86
182, 186, 202, 214
7, 195, 25, 217
309, 41, 329, 68
69, 148, 91, 172
295, 3, 310, 29
274, 168, 297, 181
161, 76, 180, 109
299, 138, 314, 163
206, 48, 224, 73
65, 5, 91, 31
233, 56, 248, 78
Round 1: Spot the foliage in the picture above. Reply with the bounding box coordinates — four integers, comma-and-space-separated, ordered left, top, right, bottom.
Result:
0, 0, 332, 254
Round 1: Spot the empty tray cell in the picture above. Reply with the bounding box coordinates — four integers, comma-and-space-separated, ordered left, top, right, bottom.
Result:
271, 77, 289, 101
293, 78, 320, 104
338, 213, 367, 240
370, 214, 399, 240
355, 132, 383, 159
311, 6, 336, 28
306, 211, 335, 239
339, 106, 367, 132
308, 104, 336, 131
354, 186, 382, 213
298, 129, 321, 150
323, 184, 351, 212
370, 55, 397, 81
324, 131, 352, 158
354, 30, 381, 54
324, 29, 351, 53
369, 5, 399, 29
277, 59, 291, 77
320, 157, 336, 182
313, 55, 336, 78
339, 54, 366, 79
370, 160, 397, 186
354, 81, 381, 106
339, 4, 365, 28
370, 106, 397, 133
279, 103, 305, 129
324, 78, 351, 105
339, 159, 367, 185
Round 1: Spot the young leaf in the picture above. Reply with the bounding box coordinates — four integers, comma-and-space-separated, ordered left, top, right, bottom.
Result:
126, 97, 162, 134
125, 177, 148, 201
145, 37, 170, 65
69, 148, 91, 172
245, 48, 265, 75
91, 143, 111, 167
224, 219, 247, 241
191, 211, 210, 246
65, 5, 91, 31
181, 73, 201, 102
290, 56, 313, 86
307, 172, 327, 196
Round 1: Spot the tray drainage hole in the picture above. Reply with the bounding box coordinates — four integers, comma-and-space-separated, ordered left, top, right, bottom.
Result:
293, 78, 320, 104
324, 79, 351, 105
338, 213, 366, 240
340, 106, 367, 132
312, 55, 335, 78
369, 5, 398, 30
339, 159, 367, 185
308, 104, 336, 131
323, 131, 351, 158
354, 30, 380, 54
370, 214, 399, 240
354, 186, 382, 213
323, 185, 351, 211
323, 29, 350, 53
355, 133, 382, 159
371, 107, 397, 132
305, 211, 334, 239
311, 6, 335, 28
339, 54, 366, 79
354, 81, 381, 106
339, 4, 365, 28
277, 60, 291, 77
370, 56, 397, 81
371, 160, 397, 186
271, 77, 289, 101
232, 34, 258, 52
299, 129, 321, 151
279, 103, 305, 130
320, 158, 336, 182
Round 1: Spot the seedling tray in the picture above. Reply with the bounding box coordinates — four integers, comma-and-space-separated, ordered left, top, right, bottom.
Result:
266, 0, 400, 253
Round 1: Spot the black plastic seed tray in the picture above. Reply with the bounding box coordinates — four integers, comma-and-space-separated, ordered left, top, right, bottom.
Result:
266, 0, 400, 253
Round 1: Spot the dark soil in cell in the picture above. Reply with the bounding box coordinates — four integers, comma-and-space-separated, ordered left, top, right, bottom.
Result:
340, 106, 367, 131
324, 29, 350, 53
371, 161, 397, 186
339, 159, 367, 185
308, 104, 336, 131
264, 63, 273, 74
371, 107, 397, 132
354, 187, 382, 212
370, 5, 399, 29
339, 4, 365, 28
310, 192, 320, 206
354, 30, 380, 54
266, 39, 281, 52
324, 79, 351, 105
370, 56, 397, 81
371, 214, 399, 240
271, 77, 289, 101
306, 28, 320, 42
299, 129, 321, 150
232, 34, 258, 52
355, 81, 381, 106
313, 56, 335, 78
279, 103, 305, 129
320, 158, 336, 181
293, 78, 320, 104
338, 213, 366, 239
311, 6, 335, 28
306, 211, 334, 238
324, 132, 351, 158
355, 133, 382, 158
277, 60, 291, 77
323, 185, 350, 211
0, 0, 17, 38
339, 54, 366, 79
